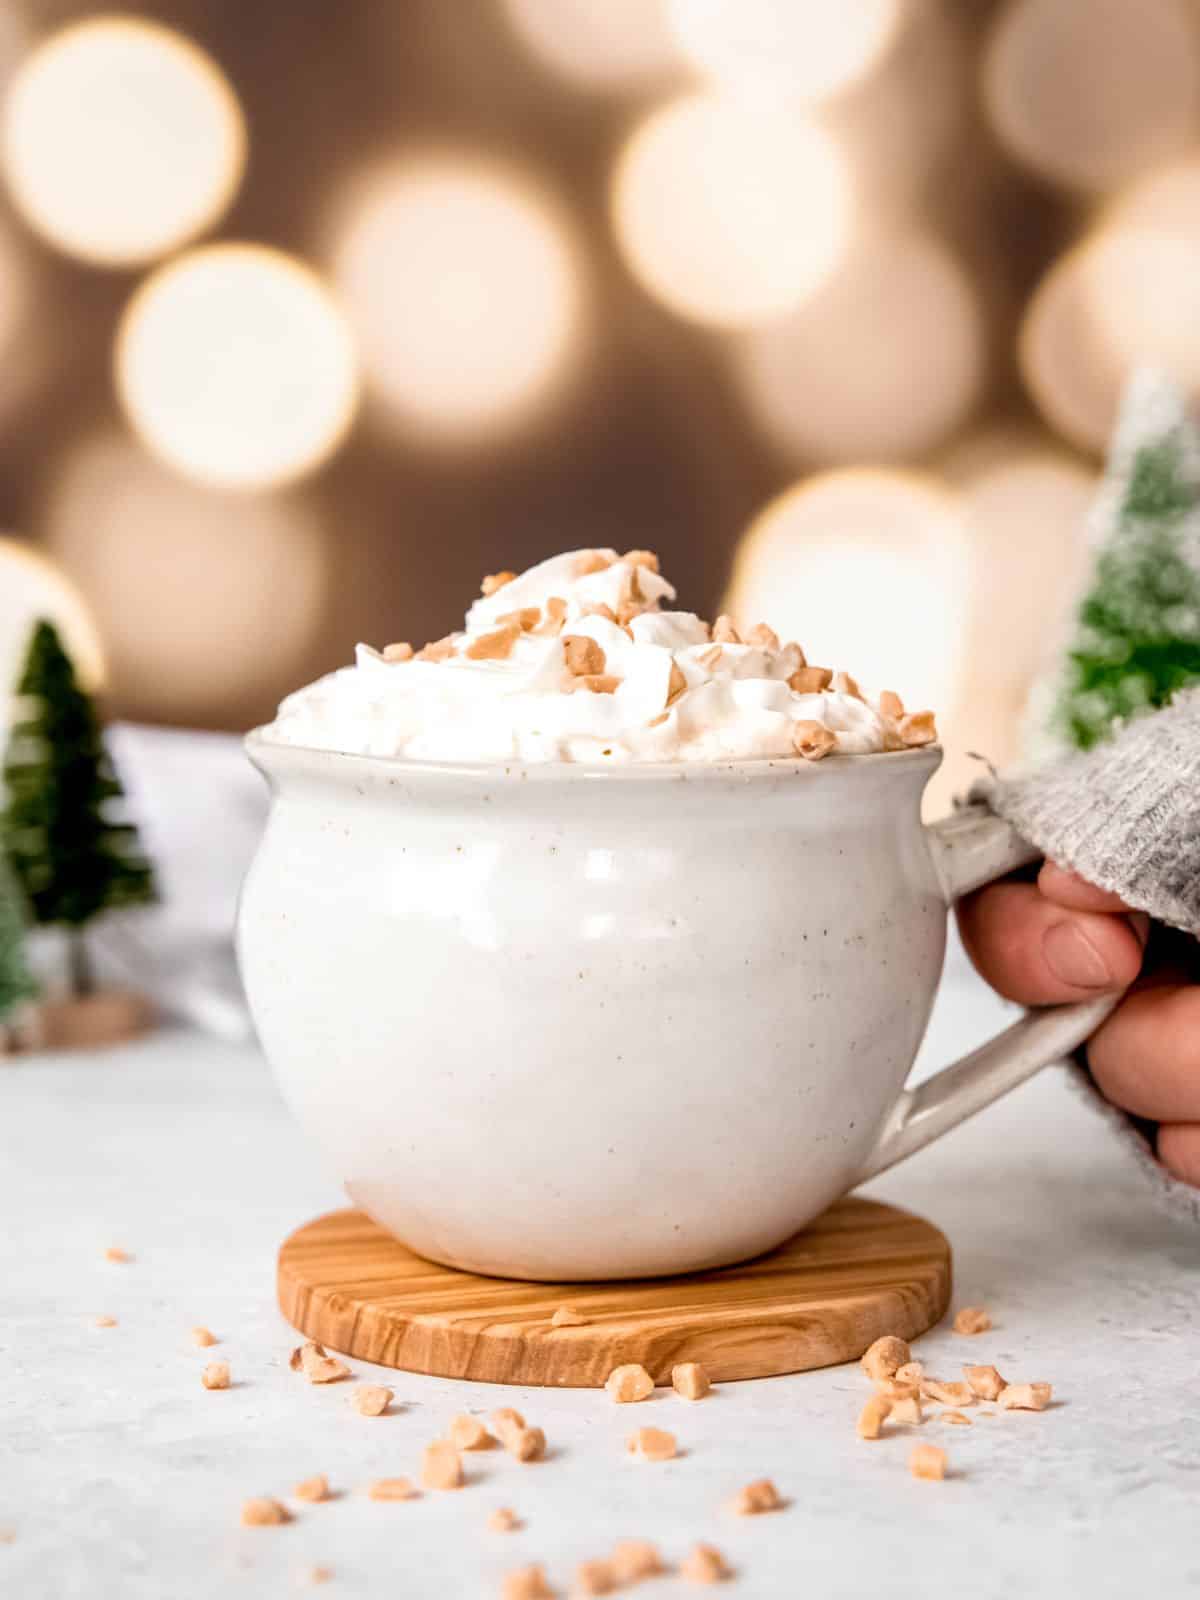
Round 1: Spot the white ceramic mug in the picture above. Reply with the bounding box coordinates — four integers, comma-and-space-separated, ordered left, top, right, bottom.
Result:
238, 739, 1118, 1281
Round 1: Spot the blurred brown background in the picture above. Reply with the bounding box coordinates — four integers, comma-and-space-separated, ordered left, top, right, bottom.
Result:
3, 0, 1200, 804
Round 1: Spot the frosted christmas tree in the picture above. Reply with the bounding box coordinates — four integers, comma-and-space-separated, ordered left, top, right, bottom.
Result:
2, 620, 156, 998
1050, 370, 1200, 751
0, 846, 35, 1040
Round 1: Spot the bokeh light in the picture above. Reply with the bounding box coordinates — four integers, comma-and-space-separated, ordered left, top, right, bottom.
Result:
0, 537, 106, 739
115, 244, 359, 491
983, 0, 1200, 194
0, 214, 29, 365
611, 92, 850, 329
1021, 227, 1200, 453
499, 0, 682, 90
332, 156, 585, 442
725, 470, 970, 720
666, 0, 901, 104
733, 228, 985, 464
1106, 155, 1200, 239
945, 445, 1095, 795
2, 17, 245, 267
43, 435, 327, 724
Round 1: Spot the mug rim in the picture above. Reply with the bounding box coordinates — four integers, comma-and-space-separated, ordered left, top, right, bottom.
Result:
244, 727, 942, 785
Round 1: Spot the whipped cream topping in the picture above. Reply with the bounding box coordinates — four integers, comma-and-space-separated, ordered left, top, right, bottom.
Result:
262, 549, 935, 764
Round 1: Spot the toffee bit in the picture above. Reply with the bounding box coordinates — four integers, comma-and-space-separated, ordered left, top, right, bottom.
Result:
680, 1544, 731, 1585
421, 1440, 464, 1489
899, 711, 938, 748
627, 1426, 676, 1461
481, 571, 516, 596
793, 720, 836, 761
997, 1382, 1052, 1411
952, 1306, 992, 1336
606, 1364, 654, 1403
466, 624, 521, 662
503, 1565, 554, 1600
350, 1385, 393, 1417
729, 1479, 782, 1515
672, 1361, 711, 1400
551, 1306, 588, 1328
415, 635, 456, 662
450, 1413, 494, 1450
241, 1497, 291, 1526
563, 635, 607, 676
610, 1541, 665, 1582
857, 1394, 892, 1440
497, 608, 542, 633
506, 1426, 546, 1463
909, 1444, 947, 1481
290, 1341, 351, 1385
963, 1365, 1005, 1401
789, 665, 833, 693
573, 1558, 616, 1595
861, 1336, 911, 1381
367, 1477, 417, 1501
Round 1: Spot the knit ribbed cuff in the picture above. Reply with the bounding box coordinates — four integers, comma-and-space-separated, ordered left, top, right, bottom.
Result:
971, 687, 1200, 937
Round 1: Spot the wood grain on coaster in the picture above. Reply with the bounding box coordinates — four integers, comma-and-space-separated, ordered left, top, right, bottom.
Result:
277, 1196, 950, 1386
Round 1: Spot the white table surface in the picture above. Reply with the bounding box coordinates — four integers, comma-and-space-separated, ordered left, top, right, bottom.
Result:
2, 948, 1198, 1600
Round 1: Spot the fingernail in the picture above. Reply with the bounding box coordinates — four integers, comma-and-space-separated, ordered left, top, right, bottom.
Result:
1043, 921, 1115, 989
1129, 911, 1151, 949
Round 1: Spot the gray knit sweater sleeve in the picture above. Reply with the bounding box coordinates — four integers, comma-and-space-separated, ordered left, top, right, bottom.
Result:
972, 688, 1200, 1225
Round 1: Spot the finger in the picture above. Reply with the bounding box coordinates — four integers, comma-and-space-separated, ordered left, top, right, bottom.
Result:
1037, 861, 1134, 915
957, 881, 1146, 1007
1087, 983, 1200, 1121
1156, 1124, 1200, 1188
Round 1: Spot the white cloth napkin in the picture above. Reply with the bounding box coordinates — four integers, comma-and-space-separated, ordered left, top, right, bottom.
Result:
81, 723, 268, 1038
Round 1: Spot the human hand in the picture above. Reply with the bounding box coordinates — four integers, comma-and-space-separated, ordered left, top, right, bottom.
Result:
957, 860, 1200, 1187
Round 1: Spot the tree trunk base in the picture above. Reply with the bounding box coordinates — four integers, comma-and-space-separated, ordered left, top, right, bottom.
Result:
36, 990, 155, 1052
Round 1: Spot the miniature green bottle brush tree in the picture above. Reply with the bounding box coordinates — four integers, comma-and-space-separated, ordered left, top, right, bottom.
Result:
1, 619, 156, 1040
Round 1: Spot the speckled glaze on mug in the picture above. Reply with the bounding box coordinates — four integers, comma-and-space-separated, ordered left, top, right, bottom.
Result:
237, 739, 1118, 1281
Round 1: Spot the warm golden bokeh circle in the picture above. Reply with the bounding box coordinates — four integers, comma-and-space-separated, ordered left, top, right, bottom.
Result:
331, 155, 585, 443
1021, 228, 1200, 453
2, 16, 245, 267
733, 228, 985, 465
42, 434, 328, 725
499, 0, 682, 89
611, 91, 851, 328
950, 446, 1096, 788
666, 0, 901, 104
115, 244, 360, 491
726, 469, 970, 714
983, 0, 1200, 193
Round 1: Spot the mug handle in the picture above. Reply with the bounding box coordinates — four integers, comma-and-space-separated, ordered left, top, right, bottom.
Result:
854, 804, 1124, 1183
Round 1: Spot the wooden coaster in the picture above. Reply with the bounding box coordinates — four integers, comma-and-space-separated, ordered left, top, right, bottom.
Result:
277, 1196, 951, 1387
